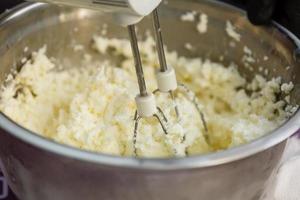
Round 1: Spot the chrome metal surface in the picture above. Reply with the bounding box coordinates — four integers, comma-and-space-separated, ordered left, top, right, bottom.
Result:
152, 8, 168, 72
92, 0, 127, 7
27, 0, 129, 13
26, 0, 161, 26
0, 1, 299, 200
128, 24, 147, 96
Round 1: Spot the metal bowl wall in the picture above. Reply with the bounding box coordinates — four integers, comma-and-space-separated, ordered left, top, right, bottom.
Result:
0, 1, 299, 200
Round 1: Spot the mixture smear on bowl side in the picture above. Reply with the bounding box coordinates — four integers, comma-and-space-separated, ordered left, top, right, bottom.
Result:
0, 36, 297, 158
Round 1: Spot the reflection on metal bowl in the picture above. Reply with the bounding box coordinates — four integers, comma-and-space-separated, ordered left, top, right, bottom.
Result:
0, 1, 299, 200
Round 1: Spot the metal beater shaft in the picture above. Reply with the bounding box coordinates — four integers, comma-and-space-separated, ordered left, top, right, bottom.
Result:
152, 8, 168, 72
128, 25, 147, 97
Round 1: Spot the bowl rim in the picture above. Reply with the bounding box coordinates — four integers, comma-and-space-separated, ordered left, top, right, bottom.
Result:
0, 1, 299, 170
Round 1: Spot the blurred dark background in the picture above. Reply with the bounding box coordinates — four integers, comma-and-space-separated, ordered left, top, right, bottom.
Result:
0, 0, 23, 11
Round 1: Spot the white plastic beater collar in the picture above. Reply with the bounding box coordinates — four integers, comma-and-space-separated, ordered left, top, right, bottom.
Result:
135, 93, 157, 117
128, 0, 162, 16
156, 67, 178, 93
115, 0, 162, 26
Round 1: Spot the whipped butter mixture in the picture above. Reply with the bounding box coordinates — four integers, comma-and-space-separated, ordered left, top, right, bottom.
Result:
0, 36, 297, 158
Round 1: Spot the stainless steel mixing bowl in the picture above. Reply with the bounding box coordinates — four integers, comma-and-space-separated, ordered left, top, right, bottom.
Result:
0, 1, 299, 200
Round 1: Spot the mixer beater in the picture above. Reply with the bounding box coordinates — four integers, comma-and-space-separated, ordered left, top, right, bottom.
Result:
129, 8, 209, 156
128, 25, 170, 156
151, 8, 209, 137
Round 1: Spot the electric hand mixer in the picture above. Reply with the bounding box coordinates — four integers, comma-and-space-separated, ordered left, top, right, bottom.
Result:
27, 0, 208, 156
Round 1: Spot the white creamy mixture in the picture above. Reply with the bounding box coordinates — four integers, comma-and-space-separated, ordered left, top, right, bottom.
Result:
226, 20, 241, 42
196, 13, 208, 34
0, 36, 297, 158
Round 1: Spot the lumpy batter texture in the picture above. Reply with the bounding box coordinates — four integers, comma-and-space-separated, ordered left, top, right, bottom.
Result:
0, 36, 297, 158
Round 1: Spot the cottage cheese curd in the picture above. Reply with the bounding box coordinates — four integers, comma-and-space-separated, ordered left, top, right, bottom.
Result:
0, 36, 297, 158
